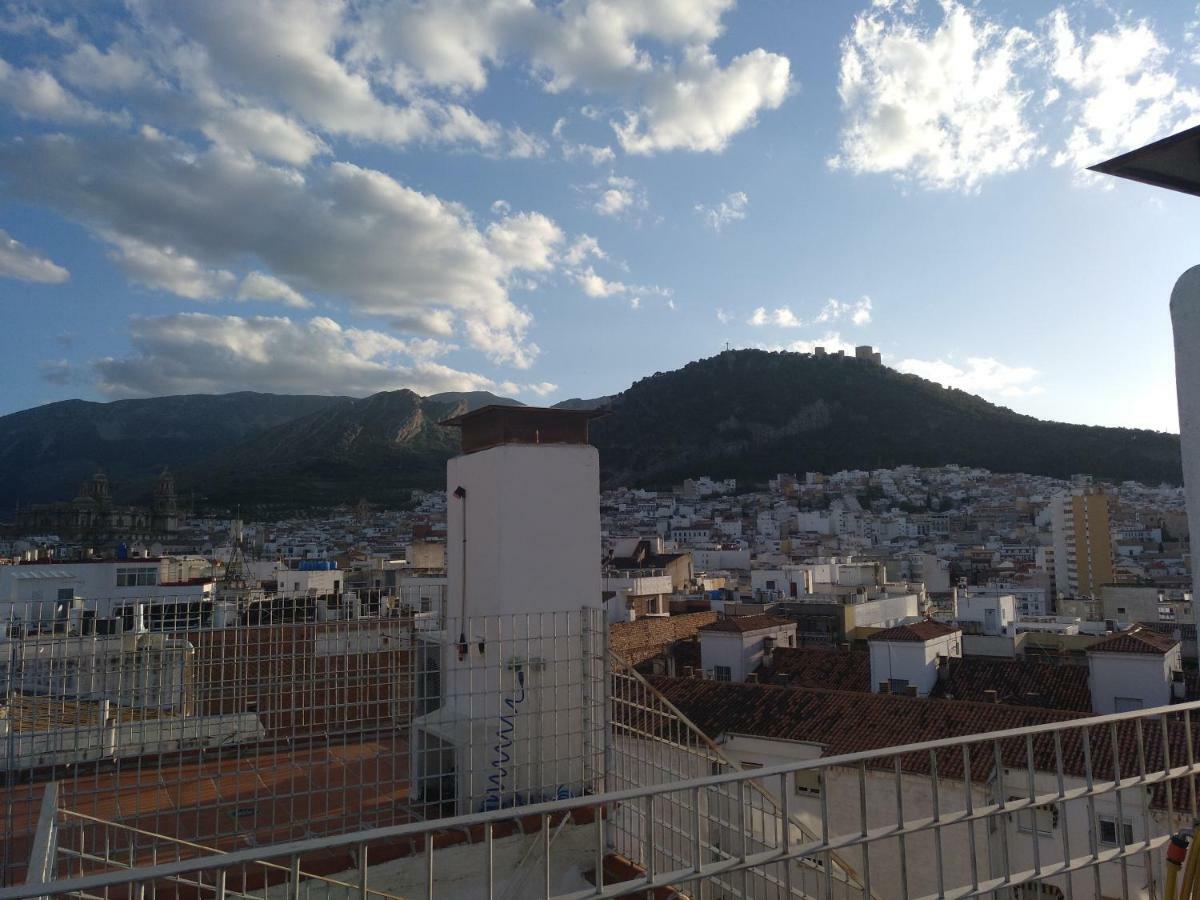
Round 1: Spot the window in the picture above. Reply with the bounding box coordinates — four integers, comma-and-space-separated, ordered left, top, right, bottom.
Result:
56, 588, 75, 601
1098, 817, 1133, 846
889, 678, 909, 693
1016, 804, 1056, 835
116, 567, 158, 587
713, 665, 732, 682
1114, 697, 1144, 713
794, 769, 821, 796
1116, 607, 1127, 615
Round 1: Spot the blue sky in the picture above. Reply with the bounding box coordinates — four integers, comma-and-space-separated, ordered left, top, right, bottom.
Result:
0, 0, 1197, 431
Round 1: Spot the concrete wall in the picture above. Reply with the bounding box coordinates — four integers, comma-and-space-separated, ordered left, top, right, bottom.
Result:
869, 632, 960, 696
699, 622, 797, 681
1087, 647, 1180, 714
417, 443, 604, 813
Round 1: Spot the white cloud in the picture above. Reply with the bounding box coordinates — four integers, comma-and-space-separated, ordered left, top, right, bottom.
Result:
523, 381, 557, 397
748, 306, 803, 328
814, 296, 872, 326
506, 126, 548, 159
614, 48, 790, 154
61, 43, 149, 92
573, 266, 628, 298
200, 105, 329, 167
133, 1, 505, 153
0, 228, 70, 283
0, 57, 111, 123
39, 358, 81, 386
695, 191, 747, 231
486, 211, 563, 273
93, 312, 499, 398
353, 0, 790, 155
895, 355, 1042, 399
237, 271, 311, 308
748, 297, 872, 329
831, 1, 1040, 190
1047, 9, 1200, 180
590, 174, 646, 218
629, 296, 641, 310
0, 131, 557, 367
563, 234, 606, 266
103, 232, 237, 300
553, 117, 615, 165
716, 308, 732, 324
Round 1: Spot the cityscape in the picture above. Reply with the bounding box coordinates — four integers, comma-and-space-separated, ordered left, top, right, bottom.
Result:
4, 1, 1200, 898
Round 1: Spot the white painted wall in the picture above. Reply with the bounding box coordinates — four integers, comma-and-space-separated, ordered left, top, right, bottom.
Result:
955, 592, 1016, 636
445, 444, 600, 621
699, 622, 797, 681
869, 632, 961, 696
1172, 265, 1200, 603
1087, 646, 1180, 714
415, 442, 605, 813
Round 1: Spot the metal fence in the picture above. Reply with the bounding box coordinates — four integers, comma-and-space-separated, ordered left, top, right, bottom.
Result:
1, 595, 606, 890
7, 595, 1200, 897
10, 695, 1200, 898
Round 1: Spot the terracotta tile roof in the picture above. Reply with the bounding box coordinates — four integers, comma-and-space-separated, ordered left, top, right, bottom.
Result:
1139, 622, 1197, 642
757, 647, 872, 691
699, 614, 795, 634
931, 658, 1093, 712
645, 675, 1200, 807
609, 611, 718, 666
647, 676, 1080, 781
1088, 626, 1179, 655
756, 648, 1092, 713
867, 620, 960, 643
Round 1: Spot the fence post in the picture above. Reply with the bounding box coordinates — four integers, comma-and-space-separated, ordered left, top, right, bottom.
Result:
25, 781, 58, 900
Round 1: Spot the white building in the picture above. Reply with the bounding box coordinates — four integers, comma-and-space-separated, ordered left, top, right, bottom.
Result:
867, 620, 962, 696
1086, 627, 1183, 714
697, 614, 797, 682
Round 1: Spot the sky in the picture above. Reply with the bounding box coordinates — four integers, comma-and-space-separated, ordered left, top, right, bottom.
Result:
0, 0, 1198, 432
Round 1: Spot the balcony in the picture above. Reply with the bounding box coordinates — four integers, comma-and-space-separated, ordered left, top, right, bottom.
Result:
1, 601, 1199, 898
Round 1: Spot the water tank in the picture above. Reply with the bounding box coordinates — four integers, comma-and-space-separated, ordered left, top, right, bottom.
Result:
117, 543, 129, 560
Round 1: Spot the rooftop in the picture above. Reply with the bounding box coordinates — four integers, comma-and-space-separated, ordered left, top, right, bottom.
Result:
439, 404, 606, 454
1089, 123, 1200, 197
698, 613, 795, 634
867, 620, 960, 642
1087, 626, 1179, 655
649, 675, 1082, 776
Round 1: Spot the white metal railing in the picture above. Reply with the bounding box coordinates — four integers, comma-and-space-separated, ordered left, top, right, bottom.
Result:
7, 601, 1200, 897
8, 696, 1200, 898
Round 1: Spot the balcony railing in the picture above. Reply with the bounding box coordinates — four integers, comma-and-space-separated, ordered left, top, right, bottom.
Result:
4, 599, 1200, 898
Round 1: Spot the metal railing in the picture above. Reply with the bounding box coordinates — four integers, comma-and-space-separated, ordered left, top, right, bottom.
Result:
7, 598, 1200, 897
9, 696, 1200, 898
1, 596, 606, 889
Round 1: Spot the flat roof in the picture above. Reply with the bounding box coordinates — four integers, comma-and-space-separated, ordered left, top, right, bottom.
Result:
1089, 123, 1200, 196
438, 404, 608, 428
439, 404, 607, 454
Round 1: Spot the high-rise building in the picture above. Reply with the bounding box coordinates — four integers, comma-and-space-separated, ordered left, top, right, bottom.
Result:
1050, 487, 1116, 599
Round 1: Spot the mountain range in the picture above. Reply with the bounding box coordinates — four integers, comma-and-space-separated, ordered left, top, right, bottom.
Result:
0, 350, 1181, 513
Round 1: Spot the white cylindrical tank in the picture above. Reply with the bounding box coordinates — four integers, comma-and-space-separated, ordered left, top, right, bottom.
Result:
1171, 265, 1200, 598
